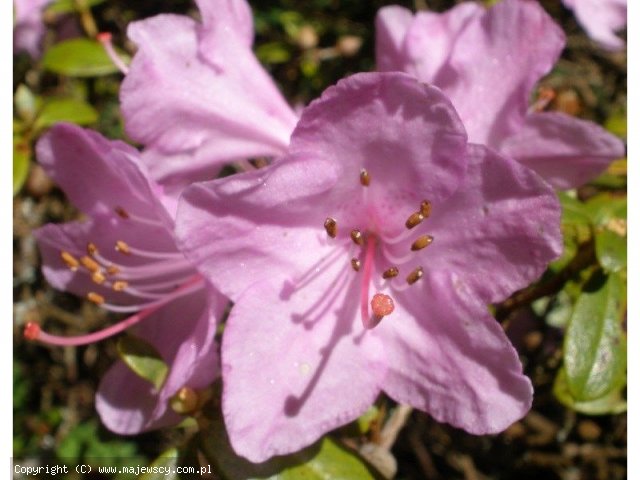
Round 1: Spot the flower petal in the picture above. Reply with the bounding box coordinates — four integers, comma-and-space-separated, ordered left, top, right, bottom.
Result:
499, 111, 626, 189
121, 12, 297, 187
36, 123, 172, 225
375, 5, 414, 73
378, 271, 533, 434
562, 0, 626, 50
424, 143, 562, 303
221, 267, 385, 462
96, 288, 223, 434
437, 0, 565, 144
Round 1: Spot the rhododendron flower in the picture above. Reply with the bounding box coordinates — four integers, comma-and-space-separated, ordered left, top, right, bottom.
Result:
119, 0, 298, 195
29, 123, 226, 434
177, 72, 563, 462
562, 0, 626, 51
376, 0, 625, 189
13, 0, 52, 57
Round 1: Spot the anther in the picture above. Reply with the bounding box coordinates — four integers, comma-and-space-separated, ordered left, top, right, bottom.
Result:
350, 258, 361, 272
60, 251, 79, 271
87, 242, 98, 256
24, 322, 41, 341
115, 206, 129, 219
80, 256, 101, 273
115, 240, 131, 254
406, 266, 424, 285
350, 229, 364, 246
92, 271, 106, 284
411, 235, 434, 251
360, 168, 370, 187
371, 293, 395, 318
106, 265, 120, 275
112, 281, 128, 292
87, 292, 105, 305
170, 387, 199, 415
405, 212, 424, 229
382, 266, 399, 279
420, 200, 432, 218
324, 218, 338, 238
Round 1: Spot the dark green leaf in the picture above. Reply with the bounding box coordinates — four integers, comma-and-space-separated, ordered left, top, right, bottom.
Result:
34, 97, 99, 132
42, 38, 129, 77
563, 271, 626, 402
117, 335, 168, 390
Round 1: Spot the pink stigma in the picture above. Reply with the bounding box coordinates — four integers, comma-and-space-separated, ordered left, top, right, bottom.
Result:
371, 293, 394, 317
96, 32, 112, 43
24, 322, 41, 341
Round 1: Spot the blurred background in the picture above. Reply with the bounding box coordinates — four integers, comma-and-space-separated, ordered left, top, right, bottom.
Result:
13, 0, 626, 478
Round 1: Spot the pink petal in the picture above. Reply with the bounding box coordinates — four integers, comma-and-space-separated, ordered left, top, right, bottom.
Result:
435, 0, 565, 144
562, 0, 626, 50
424, 143, 562, 303
96, 288, 223, 434
377, 271, 533, 434
375, 5, 414, 73
499, 112, 626, 189
221, 268, 385, 462
121, 13, 298, 189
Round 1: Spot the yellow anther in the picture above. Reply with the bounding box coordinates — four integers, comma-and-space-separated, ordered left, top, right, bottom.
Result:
405, 211, 424, 229
420, 200, 432, 218
324, 217, 338, 238
87, 242, 98, 256
91, 271, 106, 284
350, 229, 364, 246
60, 251, 79, 271
406, 266, 424, 285
382, 266, 399, 279
87, 292, 105, 305
106, 265, 120, 275
351, 258, 361, 272
112, 281, 129, 292
411, 235, 434, 251
360, 168, 370, 186
170, 387, 199, 415
115, 240, 131, 254
80, 256, 101, 273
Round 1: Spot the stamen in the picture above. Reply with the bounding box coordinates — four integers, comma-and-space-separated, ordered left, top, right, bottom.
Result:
112, 281, 128, 292
411, 235, 434, 251
114, 206, 130, 219
324, 217, 338, 238
382, 266, 399, 279
170, 387, 199, 415
87, 243, 98, 256
115, 240, 131, 255
91, 271, 106, 284
360, 168, 370, 186
114, 206, 165, 227
87, 292, 105, 304
405, 212, 424, 229
106, 265, 120, 275
420, 200, 432, 218
60, 251, 79, 271
351, 258, 361, 272
80, 256, 101, 273
350, 229, 364, 246
406, 266, 424, 285
97, 32, 130, 75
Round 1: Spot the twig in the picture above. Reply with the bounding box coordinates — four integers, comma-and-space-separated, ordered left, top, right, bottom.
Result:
379, 404, 413, 450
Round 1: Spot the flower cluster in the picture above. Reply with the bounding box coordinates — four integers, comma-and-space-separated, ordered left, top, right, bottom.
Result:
24, 0, 624, 464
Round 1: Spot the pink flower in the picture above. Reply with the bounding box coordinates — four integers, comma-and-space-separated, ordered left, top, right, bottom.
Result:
562, 0, 626, 51
176, 72, 562, 461
119, 0, 298, 196
376, 0, 625, 189
29, 123, 226, 434
13, 0, 52, 57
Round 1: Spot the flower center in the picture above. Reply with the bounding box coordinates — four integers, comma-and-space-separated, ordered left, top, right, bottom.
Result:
323, 168, 434, 329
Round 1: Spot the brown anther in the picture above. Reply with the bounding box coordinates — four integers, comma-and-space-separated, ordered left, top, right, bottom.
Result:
87, 292, 105, 305
324, 217, 338, 238
351, 258, 361, 272
350, 229, 364, 246
411, 235, 434, 251
114, 206, 129, 219
170, 387, 199, 415
106, 265, 120, 275
60, 251, 79, 271
80, 255, 101, 273
91, 271, 106, 284
382, 266, 399, 279
115, 240, 131, 254
360, 168, 370, 187
86, 242, 98, 256
405, 211, 424, 229
112, 280, 129, 292
420, 200, 432, 218
406, 266, 424, 285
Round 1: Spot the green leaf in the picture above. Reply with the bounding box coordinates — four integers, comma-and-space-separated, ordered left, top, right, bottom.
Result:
33, 97, 98, 132
42, 38, 129, 77
256, 42, 291, 64
117, 335, 168, 390
13, 136, 31, 196
584, 194, 626, 272
200, 412, 379, 480
47, 0, 105, 15
14, 85, 39, 124
140, 449, 180, 480
604, 107, 627, 139
563, 271, 626, 402
554, 367, 627, 415
595, 228, 626, 273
